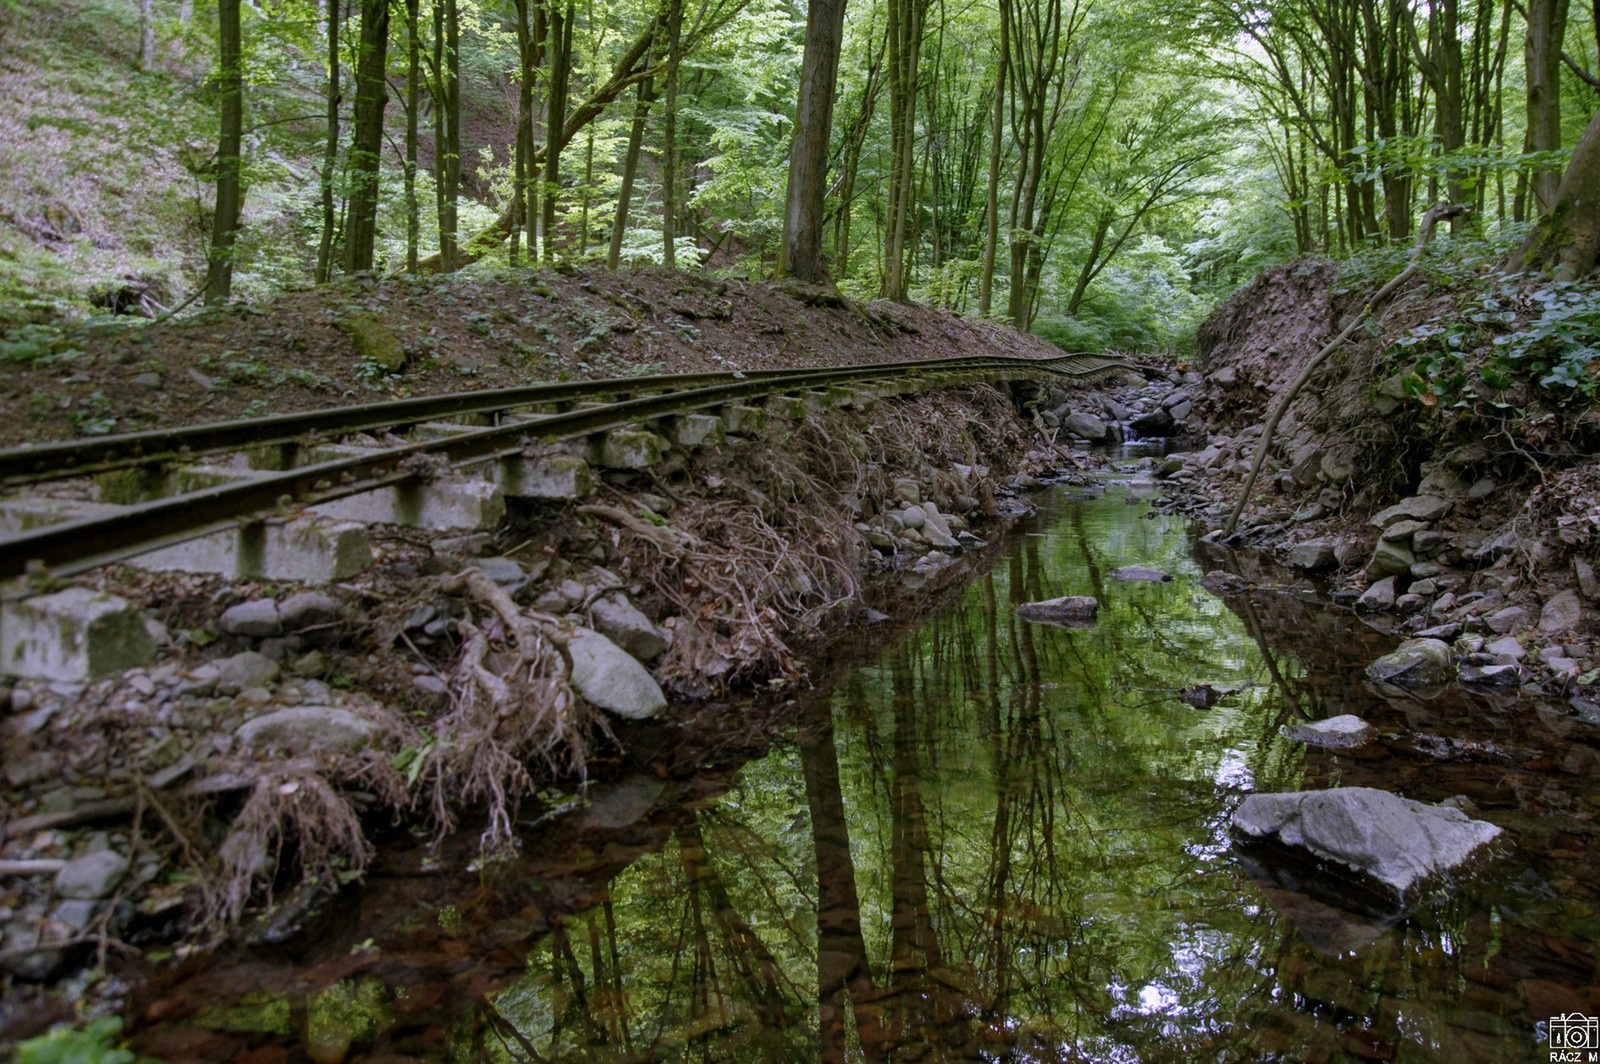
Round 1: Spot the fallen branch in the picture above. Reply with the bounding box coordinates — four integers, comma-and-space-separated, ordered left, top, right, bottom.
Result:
577, 503, 700, 554
1224, 203, 1464, 535
2, 768, 298, 839
0, 859, 67, 876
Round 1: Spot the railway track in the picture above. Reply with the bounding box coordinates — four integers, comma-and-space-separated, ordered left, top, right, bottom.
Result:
0, 351, 1127, 583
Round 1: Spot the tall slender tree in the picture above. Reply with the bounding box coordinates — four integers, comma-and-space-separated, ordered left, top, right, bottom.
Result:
404, 0, 421, 272
205, 0, 243, 305
661, 0, 686, 267
882, 0, 929, 298
608, 29, 659, 269
315, 0, 342, 283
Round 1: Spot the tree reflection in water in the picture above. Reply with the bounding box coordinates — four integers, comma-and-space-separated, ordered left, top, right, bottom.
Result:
134, 478, 1598, 1063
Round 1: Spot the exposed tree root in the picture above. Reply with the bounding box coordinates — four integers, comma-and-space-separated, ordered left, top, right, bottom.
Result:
419, 568, 595, 849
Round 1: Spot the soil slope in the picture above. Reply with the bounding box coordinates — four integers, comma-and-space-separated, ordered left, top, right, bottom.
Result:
1, 267, 1066, 448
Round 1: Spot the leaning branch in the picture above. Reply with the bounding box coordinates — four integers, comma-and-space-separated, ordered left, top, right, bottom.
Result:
1223, 203, 1464, 535
410, 23, 660, 274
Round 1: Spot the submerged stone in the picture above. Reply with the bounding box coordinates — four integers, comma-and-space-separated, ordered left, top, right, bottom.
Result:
1232, 787, 1501, 912
1287, 714, 1375, 749
1112, 565, 1172, 582
1017, 596, 1099, 628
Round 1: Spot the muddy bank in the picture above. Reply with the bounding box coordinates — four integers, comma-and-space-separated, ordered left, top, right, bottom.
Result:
0, 374, 1119, 1038
1130, 258, 1600, 709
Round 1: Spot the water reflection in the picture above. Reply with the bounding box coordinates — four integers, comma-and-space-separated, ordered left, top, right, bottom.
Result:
126, 471, 1599, 1063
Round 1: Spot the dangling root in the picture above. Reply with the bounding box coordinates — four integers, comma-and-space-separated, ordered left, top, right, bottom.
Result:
418, 568, 595, 849
212, 769, 371, 926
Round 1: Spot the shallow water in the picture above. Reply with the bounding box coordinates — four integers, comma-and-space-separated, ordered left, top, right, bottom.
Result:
126, 465, 1600, 1063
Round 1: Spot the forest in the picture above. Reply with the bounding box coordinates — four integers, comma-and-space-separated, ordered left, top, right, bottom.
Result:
7, 0, 1600, 1057
3, 0, 1597, 354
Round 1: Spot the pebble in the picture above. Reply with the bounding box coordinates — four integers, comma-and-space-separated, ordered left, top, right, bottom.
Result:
54, 850, 129, 900
213, 651, 280, 695
219, 598, 283, 637
413, 675, 449, 697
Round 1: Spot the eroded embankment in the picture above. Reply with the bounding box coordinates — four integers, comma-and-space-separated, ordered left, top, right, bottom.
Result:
0, 265, 1069, 448
0, 372, 1116, 1035
1139, 258, 1600, 701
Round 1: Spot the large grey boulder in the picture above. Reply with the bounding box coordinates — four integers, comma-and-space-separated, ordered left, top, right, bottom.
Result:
1367, 538, 1416, 579
235, 705, 380, 754
1062, 412, 1109, 442
1486, 606, 1532, 634
566, 628, 668, 720
1366, 638, 1454, 686
1288, 541, 1337, 573
1232, 787, 1502, 910
277, 591, 342, 630
1355, 577, 1397, 613
1130, 407, 1176, 437
590, 593, 667, 661
470, 557, 533, 603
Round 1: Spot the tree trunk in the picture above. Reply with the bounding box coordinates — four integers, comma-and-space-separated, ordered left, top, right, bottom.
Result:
205, 0, 242, 306
315, 0, 341, 283
661, 0, 685, 268
432, 0, 453, 270
512, 0, 534, 266
140, 0, 155, 70
1525, 0, 1570, 213
882, 0, 926, 300
543, 1, 574, 260
444, 0, 461, 267
404, 0, 420, 272
1511, 106, 1600, 279
777, 0, 848, 282
978, 1, 1007, 316
579, 130, 594, 256
342, 0, 389, 273
608, 41, 656, 269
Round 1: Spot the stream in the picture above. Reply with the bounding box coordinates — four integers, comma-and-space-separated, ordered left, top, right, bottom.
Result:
125, 456, 1600, 1063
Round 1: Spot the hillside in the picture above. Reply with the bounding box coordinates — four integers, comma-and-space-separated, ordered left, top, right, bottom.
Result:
0, 265, 1067, 446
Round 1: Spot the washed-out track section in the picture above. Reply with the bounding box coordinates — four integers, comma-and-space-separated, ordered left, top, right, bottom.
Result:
0, 352, 1124, 680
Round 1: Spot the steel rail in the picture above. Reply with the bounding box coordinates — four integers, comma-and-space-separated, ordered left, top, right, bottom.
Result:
0, 351, 1113, 487
0, 353, 1125, 581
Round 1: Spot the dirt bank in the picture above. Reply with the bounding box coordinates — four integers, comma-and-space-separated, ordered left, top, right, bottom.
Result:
0, 265, 1068, 448
1141, 255, 1600, 705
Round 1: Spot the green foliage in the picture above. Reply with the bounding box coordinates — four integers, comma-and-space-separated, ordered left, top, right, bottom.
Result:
1389, 276, 1600, 406
17, 1017, 139, 1064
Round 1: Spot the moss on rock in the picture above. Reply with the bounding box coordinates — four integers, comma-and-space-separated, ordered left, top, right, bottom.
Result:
339, 312, 406, 372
